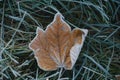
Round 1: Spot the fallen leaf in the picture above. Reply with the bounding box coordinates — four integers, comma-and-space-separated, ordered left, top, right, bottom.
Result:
29, 12, 88, 71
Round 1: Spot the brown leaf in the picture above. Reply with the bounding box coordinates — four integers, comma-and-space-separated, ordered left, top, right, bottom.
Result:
29, 13, 88, 71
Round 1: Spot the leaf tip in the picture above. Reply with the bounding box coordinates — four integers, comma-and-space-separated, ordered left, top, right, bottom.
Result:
81, 29, 88, 36
36, 27, 44, 34
54, 12, 64, 22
